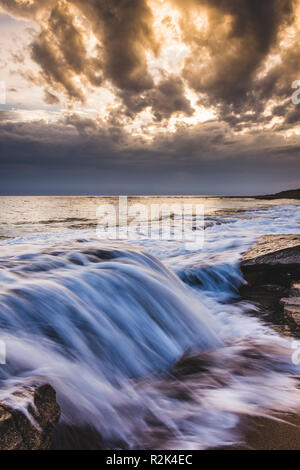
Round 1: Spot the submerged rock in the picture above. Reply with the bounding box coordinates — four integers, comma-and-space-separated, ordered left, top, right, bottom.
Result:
0, 383, 60, 450
240, 235, 300, 334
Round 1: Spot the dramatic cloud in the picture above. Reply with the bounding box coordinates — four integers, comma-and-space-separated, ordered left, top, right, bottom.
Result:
0, 0, 299, 194
1, 0, 299, 121
0, 115, 299, 195
119, 75, 194, 121
176, 0, 295, 97
1, 0, 159, 105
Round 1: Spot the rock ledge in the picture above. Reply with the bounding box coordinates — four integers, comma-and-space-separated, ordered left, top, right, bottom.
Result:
240, 234, 300, 334
0, 383, 60, 450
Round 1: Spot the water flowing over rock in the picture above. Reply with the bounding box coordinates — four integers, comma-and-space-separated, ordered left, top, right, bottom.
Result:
0, 383, 60, 450
0, 200, 300, 449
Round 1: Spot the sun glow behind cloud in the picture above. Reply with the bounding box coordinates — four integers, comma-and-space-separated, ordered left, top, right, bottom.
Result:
146, 0, 188, 77
0, 0, 217, 131
0, 0, 300, 195
0, 0, 299, 142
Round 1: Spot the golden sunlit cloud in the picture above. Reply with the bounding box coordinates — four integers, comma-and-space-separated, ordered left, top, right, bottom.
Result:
0, 0, 299, 143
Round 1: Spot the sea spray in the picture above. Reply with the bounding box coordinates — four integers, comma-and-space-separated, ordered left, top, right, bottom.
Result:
0, 201, 299, 448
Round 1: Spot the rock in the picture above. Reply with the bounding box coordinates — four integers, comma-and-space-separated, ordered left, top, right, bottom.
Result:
280, 282, 300, 328
241, 235, 300, 286
291, 282, 300, 295
280, 296, 300, 307
240, 235, 300, 334
0, 383, 60, 450
241, 234, 300, 265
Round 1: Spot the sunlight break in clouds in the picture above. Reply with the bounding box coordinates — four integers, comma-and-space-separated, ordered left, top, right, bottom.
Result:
0, 0, 300, 195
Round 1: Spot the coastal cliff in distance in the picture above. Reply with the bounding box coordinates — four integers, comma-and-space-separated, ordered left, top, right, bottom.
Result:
256, 188, 300, 200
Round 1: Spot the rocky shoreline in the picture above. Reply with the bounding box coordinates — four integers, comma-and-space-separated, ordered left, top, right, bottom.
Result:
0, 383, 60, 450
240, 234, 300, 335
1, 234, 300, 450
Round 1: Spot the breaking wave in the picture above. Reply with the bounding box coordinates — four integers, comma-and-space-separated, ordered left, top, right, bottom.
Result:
0, 233, 299, 449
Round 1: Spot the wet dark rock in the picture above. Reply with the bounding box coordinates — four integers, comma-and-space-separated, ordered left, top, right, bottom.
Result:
0, 383, 60, 450
241, 235, 300, 286
280, 282, 300, 329
240, 235, 300, 334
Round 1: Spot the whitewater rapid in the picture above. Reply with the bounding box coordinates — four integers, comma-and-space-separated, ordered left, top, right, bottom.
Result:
0, 201, 299, 449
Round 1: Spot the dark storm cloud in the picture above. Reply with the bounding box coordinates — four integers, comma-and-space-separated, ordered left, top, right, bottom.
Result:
1, 0, 188, 117
1, 0, 158, 97
0, 0, 300, 195
72, 0, 158, 92
0, 116, 299, 195
175, 0, 295, 106
30, 2, 100, 101
148, 76, 194, 120
1, 0, 299, 126
253, 43, 300, 120
32, 0, 172, 118
119, 75, 194, 120
169, 0, 300, 132
32, 32, 84, 101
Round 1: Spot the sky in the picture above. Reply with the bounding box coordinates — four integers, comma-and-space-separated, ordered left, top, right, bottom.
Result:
0, 0, 300, 196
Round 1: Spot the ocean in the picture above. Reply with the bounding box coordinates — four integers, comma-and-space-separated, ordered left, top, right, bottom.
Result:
0, 196, 299, 449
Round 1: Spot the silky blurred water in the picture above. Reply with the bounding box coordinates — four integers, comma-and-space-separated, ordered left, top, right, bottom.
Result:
0, 196, 299, 449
